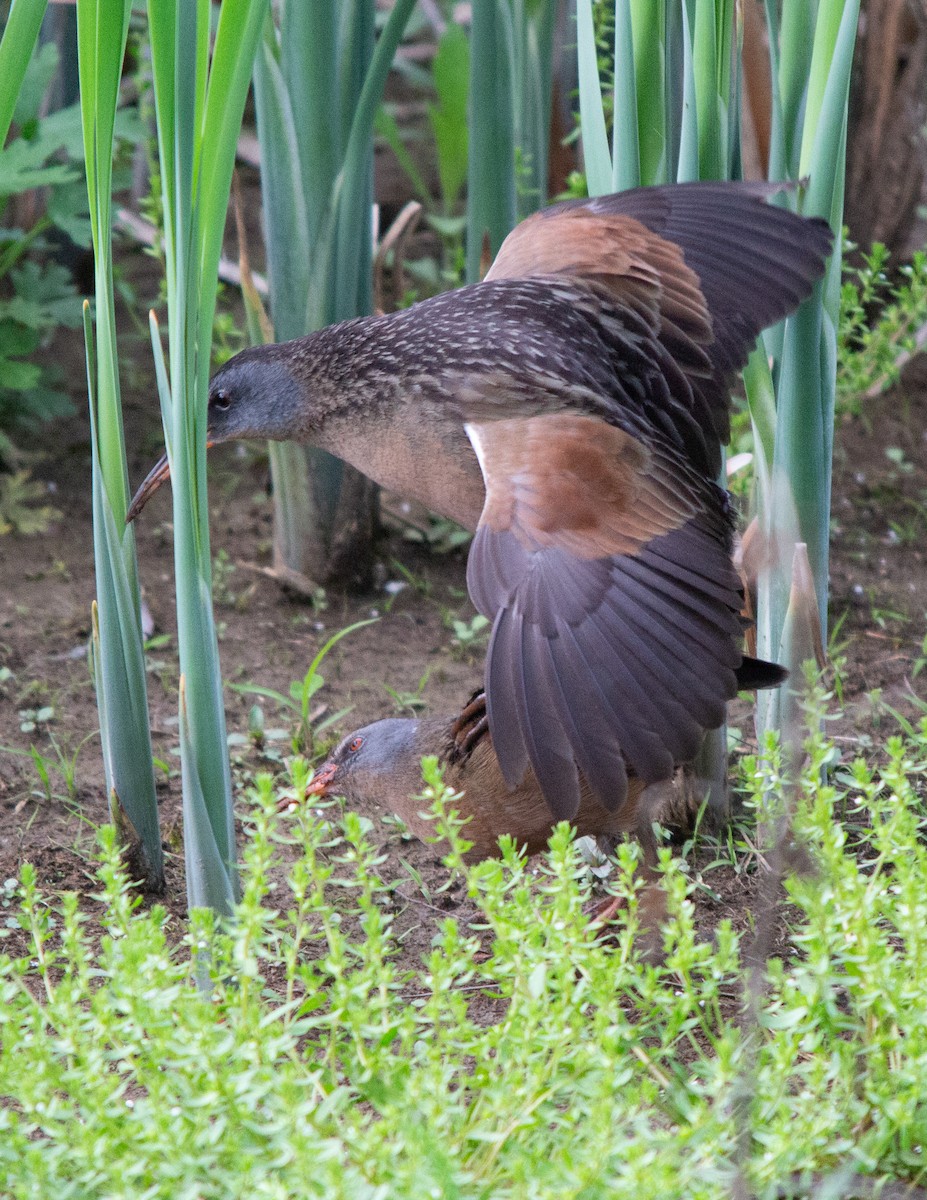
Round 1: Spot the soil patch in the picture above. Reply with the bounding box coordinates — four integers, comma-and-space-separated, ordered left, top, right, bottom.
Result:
1, 252, 926, 990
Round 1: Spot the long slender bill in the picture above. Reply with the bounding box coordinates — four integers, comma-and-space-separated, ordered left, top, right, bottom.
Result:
126, 438, 216, 522
126, 453, 171, 522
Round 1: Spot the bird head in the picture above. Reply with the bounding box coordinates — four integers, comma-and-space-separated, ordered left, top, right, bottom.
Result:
206, 346, 308, 445
126, 344, 309, 522
286, 718, 428, 813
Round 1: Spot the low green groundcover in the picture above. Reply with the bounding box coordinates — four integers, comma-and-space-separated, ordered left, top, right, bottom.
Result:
1, 692, 926, 1198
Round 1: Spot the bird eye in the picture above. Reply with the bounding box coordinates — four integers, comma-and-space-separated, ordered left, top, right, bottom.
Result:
212, 388, 231, 413
347, 736, 364, 754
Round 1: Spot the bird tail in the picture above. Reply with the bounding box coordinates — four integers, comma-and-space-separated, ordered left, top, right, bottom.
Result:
735, 656, 788, 691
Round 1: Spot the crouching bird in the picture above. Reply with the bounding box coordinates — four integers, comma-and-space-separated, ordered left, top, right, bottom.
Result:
129, 181, 832, 828
291, 690, 700, 864
294, 690, 707, 948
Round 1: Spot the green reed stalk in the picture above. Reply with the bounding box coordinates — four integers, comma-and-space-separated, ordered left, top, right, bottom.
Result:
146, 0, 264, 914
466, 0, 557, 281
578, 0, 857, 797
752, 0, 860, 740
252, 0, 415, 590
78, 0, 162, 888
0, 0, 47, 148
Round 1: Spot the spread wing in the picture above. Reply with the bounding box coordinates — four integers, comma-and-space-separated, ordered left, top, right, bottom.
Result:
460, 183, 831, 820
465, 412, 742, 819
486, 180, 833, 475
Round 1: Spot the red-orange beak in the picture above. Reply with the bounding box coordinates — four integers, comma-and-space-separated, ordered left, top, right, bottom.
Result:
126, 440, 215, 523
276, 759, 340, 813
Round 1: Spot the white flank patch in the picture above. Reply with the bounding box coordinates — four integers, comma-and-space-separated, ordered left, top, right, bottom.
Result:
464, 422, 489, 482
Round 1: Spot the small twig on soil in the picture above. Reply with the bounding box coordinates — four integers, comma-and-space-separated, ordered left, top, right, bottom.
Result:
233, 559, 321, 600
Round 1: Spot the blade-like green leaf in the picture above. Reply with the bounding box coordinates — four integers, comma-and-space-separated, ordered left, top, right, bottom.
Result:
146, 0, 265, 915
763, 0, 787, 181
331, 0, 416, 320
466, 0, 514, 276
630, 0, 666, 184
692, 0, 721, 179
283, 3, 338, 243
611, 0, 640, 190
0, 0, 47, 148
179, 676, 237, 915
429, 21, 470, 209
252, 34, 313, 340
84, 304, 163, 888
778, 0, 816, 176
79, 0, 162, 887
676, 0, 699, 181
575, 0, 611, 196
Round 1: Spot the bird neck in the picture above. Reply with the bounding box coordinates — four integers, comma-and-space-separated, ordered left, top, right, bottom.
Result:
297, 315, 486, 530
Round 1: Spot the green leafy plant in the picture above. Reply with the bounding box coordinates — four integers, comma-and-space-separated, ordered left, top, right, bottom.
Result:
2, 731, 88, 804
837, 243, 927, 413
0, 0, 46, 148
378, 19, 470, 218
0, 34, 140, 461
0, 43, 78, 458
466, 0, 558, 282
2, 698, 927, 1194
383, 665, 433, 714
251, 1, 416, 592
144, 0, 266, 915
78, 0, 163, 890
749, 0, 859, 746
0, 468, 59, 534
578, 1, 858, 771
376, 19, 470, 285
230, 617, 377, 756
445, 610, 490, 659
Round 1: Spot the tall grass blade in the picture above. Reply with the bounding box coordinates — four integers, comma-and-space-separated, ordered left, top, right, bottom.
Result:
761, 0, 859, 660
574, 1, 856, 796
512, 0, 557, 218
330, 0, 417, 323
676, 0, 699, 181
253, 0, 414, 587
630, 0, 666, 184
78, 0, 162, 889
146, 0, 265, 915
0, 0, 47, 148
692, 0, 722, 179
611, 0, 640, 190
762, 0, 786, 181
778, 1, 816, 177
575, 0, 611, 196
466, 1, 517, 280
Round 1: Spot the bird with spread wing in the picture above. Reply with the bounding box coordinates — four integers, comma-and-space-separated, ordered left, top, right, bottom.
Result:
129, 181, 832, 829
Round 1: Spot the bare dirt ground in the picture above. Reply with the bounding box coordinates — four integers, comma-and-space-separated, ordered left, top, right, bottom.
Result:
1, 241, 926, 975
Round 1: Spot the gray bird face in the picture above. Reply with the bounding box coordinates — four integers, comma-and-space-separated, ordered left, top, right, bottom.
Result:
126, 346, 312, 521
207, 349, 308, 445
297, 718, 425, 809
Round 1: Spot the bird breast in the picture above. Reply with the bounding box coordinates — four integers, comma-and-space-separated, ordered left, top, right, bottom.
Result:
315, 398, 486, 531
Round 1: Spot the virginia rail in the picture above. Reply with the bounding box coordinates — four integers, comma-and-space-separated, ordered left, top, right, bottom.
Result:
294, 690, 697, 865
129, 181, 832, 823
